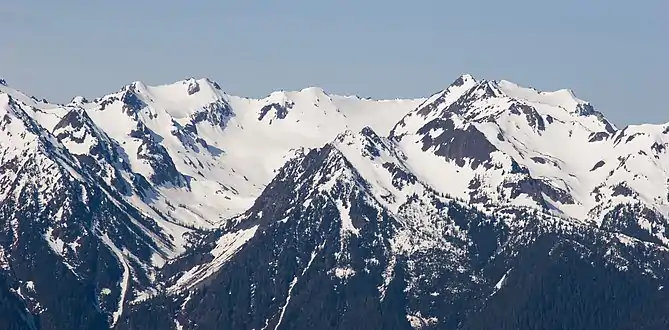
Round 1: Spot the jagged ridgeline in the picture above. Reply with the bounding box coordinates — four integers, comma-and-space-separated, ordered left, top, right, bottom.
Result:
1, 75, 668, 330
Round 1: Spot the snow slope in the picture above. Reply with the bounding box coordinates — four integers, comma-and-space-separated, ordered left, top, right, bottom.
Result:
0, 78, 422, 324
1, 77, 424, 253
391, 74, 669, 242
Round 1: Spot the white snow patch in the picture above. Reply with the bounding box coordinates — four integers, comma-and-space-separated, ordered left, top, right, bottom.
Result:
44, 227, 66, 256
406, 312, 438, 329
491, 269, 511, 296
333, 267, 356, 279
100, 234, 130, 328
336, 200, 359, 236
171, 224, 259, 291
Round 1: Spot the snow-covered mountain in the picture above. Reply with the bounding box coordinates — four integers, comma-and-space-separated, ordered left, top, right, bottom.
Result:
390, 75, 669, 245
2, 74, 669, 329
1, 76, 422, 246
124, 124, 669, 330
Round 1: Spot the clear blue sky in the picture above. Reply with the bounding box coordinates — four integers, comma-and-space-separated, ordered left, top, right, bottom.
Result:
1, 1, 667, 126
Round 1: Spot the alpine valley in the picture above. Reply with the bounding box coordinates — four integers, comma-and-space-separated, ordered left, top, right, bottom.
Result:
1, 73, 669, 330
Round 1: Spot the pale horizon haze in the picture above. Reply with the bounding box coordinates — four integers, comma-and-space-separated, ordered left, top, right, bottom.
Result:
1, 1, 667, 126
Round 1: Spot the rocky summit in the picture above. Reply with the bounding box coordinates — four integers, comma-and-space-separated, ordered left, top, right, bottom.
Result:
1, 74, 669, 330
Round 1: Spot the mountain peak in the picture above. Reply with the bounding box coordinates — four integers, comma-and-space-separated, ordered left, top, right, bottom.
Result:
0, 77, 7, 86
68, 95, 89, 106
183, 77, 200, 95
299, 86, 327, 94
263, 86, 330, 107
265, 90, 293, 104
297, 86, 331, 103
120, 80, 147, 94
452, 73, 477, 87
493, 79, 587, 113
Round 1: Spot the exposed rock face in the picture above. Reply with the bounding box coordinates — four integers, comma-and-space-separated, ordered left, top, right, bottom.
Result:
186, 79, 200, 95
416, 117, 498, 168
258, 101, 295, 121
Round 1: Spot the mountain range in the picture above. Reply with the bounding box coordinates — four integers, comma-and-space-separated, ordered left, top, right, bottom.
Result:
1, 73, 668, 330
